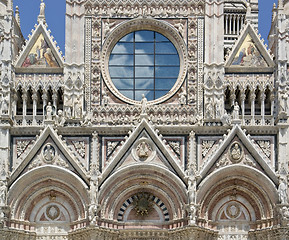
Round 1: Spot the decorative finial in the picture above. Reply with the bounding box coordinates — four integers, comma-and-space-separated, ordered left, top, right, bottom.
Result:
38, 0, 46, 23
15, 6, 20, 28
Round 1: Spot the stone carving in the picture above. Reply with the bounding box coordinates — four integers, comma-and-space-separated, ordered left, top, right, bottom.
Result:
74, 100, 82, 119
243, 155, 256, 167
39, 0, 45, 17
55, 110, 66, 126
179, 90, 187, 105
256, 140, 271, 158
43, 144, 56, 163
89, 204, 100, 224
174, 20, 185, 38
216, 155, 230, 168
279, 90, 288, 115
45, 102, 54, 120
102, 93, 109, 106
107, 141, 119, 157
205, 97, 214, 119
72, 141, 86, 159
0, 181, 7, 206
132, 138, 155, 162
226, 203, 241, 219
16, 140, 32, 158
232, 102, 240, 120
278, 177, 288, 204
133, 193, 153, 216
229, 143, 243, 163
136, 141, 151, 159
103, 20, 116, 37
280, 206, 289, 220
167, 141, 181, 156
221, 110, 231, 126
46, 205, 60, 221
81, 111, 93, 126
140, 94, 148, 115
202, 140, 215, 158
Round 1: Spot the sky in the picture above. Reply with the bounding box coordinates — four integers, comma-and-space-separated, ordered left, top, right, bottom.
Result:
13, 0, 278, 56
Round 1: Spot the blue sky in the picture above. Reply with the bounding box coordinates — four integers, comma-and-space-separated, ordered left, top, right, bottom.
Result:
14, 0, 278, 55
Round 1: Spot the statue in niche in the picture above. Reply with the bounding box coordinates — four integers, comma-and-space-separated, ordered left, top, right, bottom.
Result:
179, 91, 186, 105
280, 206, 289, 220
232, 102, 240, 120
205, 97, 214, 119
90, 178, 99, 205
65, 106, 72, 118
221, 110, 231, 126
45, 102, 53, 120
187, 175, 196, 204
140, 94, 148, 114
0, 181, 6, 206
278, 177, 288, 204
74, 100, 82, 119
280, 92, 288, 114
214, 97, 223, 119
55, 110, 66, 126
102, 93, 109, 106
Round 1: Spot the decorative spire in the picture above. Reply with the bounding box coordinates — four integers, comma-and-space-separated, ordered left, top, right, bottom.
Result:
278, 0, 284, 9
15, 6, 21, 28
38, 0, 46, 23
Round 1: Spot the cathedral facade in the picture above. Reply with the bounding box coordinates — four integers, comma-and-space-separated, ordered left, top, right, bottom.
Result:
0, 0, 289, 239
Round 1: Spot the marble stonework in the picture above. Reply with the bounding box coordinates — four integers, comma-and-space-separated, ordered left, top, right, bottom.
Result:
0, 0, 288, 239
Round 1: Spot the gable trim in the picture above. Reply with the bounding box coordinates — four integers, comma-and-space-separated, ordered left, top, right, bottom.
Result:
199, 125, 278, 185
100, 119, 186, 185
9, 125, 89, 186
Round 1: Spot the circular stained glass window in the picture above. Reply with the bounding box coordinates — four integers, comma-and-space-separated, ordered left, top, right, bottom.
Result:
109, 30, 180, 101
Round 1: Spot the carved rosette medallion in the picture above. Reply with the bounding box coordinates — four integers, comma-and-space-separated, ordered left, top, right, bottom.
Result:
132, 137, 156, 162
42, 144, 56, 163
134, 193, 153, 216
229, 142, 243, 163
225, 202, 241, 219
46, 205, 60, 221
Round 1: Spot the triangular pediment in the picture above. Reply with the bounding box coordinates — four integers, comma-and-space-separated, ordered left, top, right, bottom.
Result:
9, 126, 89, 186
100, 119, 186, 185
15, 22, 63, 73
198, 125, 278, 185
225, 24, 274, 73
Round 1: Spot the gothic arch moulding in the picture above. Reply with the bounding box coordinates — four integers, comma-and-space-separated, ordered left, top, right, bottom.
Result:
99, 164, 187, 226
8, 166, 89, 234
100, 18, 188, 105
197, 166, 278, 234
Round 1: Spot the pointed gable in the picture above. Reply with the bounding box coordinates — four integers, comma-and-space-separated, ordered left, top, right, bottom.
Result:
198, 125, 278, 185
100, 119, 186, 185
225, 24, 274, 73
15, 22, 64, 73
9, 126, 89, 186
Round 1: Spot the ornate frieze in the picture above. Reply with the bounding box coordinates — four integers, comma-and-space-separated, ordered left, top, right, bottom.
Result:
65, 137, 90, 171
